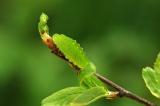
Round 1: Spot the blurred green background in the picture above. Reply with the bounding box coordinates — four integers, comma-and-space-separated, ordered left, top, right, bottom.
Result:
0, 0, 160, 106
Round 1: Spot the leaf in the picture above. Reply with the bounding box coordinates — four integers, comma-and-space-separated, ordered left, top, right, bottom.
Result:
71, 87, 107, 106
52, 34, 89, 69
42, 87, 85, 106
142, 53, 160, 99
41, 87, 108, 106
78, 62, 105, 89
154, 53, 160, 72
38, 13, 49, 34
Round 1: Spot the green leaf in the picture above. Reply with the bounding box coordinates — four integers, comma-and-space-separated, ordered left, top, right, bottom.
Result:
42, 87, 108, 106
154, 53, 160, 73
38, 13, 49, 34
78, 62, 105, 89
142, 53, 160, 99
52, 34, 89, 69
71, 87, 107, 106
42, 87, 85, 106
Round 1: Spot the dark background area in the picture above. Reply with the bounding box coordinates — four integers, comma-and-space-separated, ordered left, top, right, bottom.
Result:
0, 0, 160, 106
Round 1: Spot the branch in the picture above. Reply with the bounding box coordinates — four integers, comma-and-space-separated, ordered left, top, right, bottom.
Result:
41, 35, 156, 106
95, 73, 156, 106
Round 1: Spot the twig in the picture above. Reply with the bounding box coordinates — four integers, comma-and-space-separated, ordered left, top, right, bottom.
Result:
95, 73, 156, 106
41, 35, 156, 106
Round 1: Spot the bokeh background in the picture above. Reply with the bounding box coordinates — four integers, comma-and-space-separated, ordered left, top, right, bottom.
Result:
0, 0, 160, 106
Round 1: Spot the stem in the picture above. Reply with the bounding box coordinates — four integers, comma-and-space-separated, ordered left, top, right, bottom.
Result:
40, 33, 156, 106
95, 73, 155, 106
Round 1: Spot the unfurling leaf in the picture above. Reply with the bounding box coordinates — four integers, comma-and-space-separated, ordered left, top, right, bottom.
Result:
142, 53, 160, 99
38, 13, 49, 34
41, 87, 108, 106
78, 62, 105, 89
53, 34, 89, 69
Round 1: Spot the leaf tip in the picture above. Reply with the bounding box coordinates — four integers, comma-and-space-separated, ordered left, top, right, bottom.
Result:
38, 12, 49, 35
40, 12, 49, 23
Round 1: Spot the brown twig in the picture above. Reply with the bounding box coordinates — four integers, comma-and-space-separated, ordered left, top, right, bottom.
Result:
41, 35, 156, 106
95, 73, 156, 106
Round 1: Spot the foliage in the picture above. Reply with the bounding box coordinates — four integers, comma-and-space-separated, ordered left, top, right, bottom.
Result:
142, 53, 160, 99
39, 13, 109, 106
1, 1, 160, 106
42, 87, 107, 106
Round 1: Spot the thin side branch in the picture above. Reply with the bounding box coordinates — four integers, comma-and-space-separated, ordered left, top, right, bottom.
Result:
95, 73, 156, 106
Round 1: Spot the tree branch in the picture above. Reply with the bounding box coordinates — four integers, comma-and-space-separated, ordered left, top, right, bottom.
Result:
95, 73, 156, 106
41, 35, 156, 106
